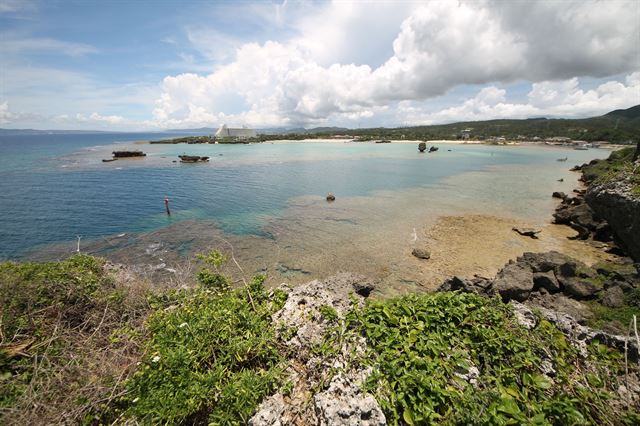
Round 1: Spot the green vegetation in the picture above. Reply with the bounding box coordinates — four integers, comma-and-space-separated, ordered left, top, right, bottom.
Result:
0, 255, 150, 424
587, 302, 640, 332
344, 292, 639, 425
149, 135, 215, 144
118, 273, 286, 424
581, 146, 640, 195
2, 254, 638, 424
259, 105, 640, 143
0, 252, 288, 425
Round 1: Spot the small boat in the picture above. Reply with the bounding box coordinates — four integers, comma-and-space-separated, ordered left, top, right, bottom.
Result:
574, 146, 588, 150
556, 157, 568, 162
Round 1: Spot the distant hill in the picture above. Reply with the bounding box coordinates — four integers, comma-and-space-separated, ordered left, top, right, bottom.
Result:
339, 105, 640, 143
2, 105, 638, 142
604, 104, 640, 120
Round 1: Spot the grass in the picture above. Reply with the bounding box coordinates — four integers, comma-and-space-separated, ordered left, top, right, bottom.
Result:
584, 147, 640, 194
0, 255, 151, 424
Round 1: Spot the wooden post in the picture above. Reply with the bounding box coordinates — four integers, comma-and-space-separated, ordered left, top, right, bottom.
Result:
164, 196, 171, 215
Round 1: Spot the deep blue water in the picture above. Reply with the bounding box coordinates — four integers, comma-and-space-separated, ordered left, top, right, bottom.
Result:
0, 133, 600, 259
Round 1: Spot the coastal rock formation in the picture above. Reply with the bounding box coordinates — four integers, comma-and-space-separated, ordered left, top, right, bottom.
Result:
418, 142, 426, 153
438, 250, 638, 321
438, 251, 639, 359
326, 193, 336, 202
112, 150, 146, 158
586, 178, 640, 262
250, 273, 385, 426
178, 155, 210, 163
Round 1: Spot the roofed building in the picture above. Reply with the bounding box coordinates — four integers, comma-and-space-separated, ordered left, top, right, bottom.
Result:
215, 124, 257, 140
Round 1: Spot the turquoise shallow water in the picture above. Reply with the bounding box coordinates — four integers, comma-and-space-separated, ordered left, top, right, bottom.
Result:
0, 133, 602, 260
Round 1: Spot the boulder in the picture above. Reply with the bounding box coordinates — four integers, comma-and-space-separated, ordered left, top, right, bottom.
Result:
533, 271, 561, 293
326, 193, 336, 202
519, 251, 572, 273
602, 285, 625, 308
418, 142, 426, 153
528, 293, 593, 324
552, 191, 567, 199
492, 262, 534, 302
563, 278, 600, 300
411, 248, 431, 259
437, 276, 492, 295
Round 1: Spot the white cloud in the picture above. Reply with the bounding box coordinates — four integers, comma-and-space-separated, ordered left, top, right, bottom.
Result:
398, 72, 640, 125
152, 0, 640, 128
0, 101, 41, 124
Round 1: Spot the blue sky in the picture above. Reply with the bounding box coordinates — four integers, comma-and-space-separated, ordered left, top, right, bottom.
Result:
1, 0, 639, 130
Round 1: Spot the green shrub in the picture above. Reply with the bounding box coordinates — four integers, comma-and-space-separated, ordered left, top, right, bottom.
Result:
120, 269, 286, 424
0, 255, 149, 424
347, 291, 637, 425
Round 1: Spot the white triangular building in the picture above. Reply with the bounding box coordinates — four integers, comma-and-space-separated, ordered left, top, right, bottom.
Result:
215, 124, 256, 139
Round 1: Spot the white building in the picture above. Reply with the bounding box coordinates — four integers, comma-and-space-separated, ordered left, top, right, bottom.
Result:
215, 124, 257, 140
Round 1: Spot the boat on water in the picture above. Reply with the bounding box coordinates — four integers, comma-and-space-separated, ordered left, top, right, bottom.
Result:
557, 157, 568, 162
574, 146, 588, 151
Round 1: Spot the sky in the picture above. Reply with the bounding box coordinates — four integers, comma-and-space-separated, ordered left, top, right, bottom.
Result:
0, 0, 639, 131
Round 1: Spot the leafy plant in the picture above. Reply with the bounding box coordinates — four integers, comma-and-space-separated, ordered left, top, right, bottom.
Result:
119, 255, 286, 424
345, 291, 638, 425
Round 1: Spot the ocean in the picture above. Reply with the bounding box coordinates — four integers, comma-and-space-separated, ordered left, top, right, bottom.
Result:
0, 133, 604, 291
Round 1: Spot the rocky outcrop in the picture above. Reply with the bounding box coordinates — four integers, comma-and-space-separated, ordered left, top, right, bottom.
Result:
437, 251, 639, 326
112, 150, 146, 158
510, 301, 639, 362
250, 273, 385, 426
552, 194, 608, 241
418, 142, 426, 153
586, 178, 640, 262
178, 155, 209, 163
